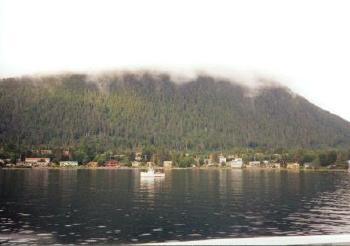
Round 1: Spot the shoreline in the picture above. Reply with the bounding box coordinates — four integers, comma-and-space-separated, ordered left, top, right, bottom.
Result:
1, 166, 349, 172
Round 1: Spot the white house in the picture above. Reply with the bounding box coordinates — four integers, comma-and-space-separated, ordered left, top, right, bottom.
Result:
219, 155, 226, 165
247, 161, 261, 168
228, 158, 243, 168
25, 158, 50, 167
59, 161, 78, 167
304, 162, 317, 169
347, 160, 350, 170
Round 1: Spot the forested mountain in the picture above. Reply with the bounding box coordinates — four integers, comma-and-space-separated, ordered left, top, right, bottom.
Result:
1, 72, 350, 152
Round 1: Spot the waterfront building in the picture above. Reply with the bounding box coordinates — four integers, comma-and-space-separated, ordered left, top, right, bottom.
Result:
163, 161, 173, 168
273, 163, 281, 168
247, 161, 261, 168
25, 158, 50, 167
86, 161, 98, 168
132, 161, 141, 167
59, 161, 78, 167
287, 163, 300, 169
104, 160, 119, 168
228, 158, 243, 168
204, 158, 213, 166
219, 155, 226, 165
304, 162, 317, 169
135, 152, 143, 162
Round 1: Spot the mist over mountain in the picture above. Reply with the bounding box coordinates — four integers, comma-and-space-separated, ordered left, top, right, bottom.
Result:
1, 71, 350, 151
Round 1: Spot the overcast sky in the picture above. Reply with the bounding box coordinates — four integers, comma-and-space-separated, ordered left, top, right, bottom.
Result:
1, 0, 350, 121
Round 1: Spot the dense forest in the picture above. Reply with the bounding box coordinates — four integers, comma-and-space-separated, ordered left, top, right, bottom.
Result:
1, 71, 350, 155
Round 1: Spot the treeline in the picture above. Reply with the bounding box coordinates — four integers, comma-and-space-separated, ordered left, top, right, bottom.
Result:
1, 144, 349, 168
1, 72, 350, 154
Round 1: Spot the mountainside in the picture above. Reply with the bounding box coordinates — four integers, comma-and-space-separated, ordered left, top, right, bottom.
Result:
1, 72, 350, 151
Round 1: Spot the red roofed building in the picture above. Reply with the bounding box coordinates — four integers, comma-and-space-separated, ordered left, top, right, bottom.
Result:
104, 160, 119, 168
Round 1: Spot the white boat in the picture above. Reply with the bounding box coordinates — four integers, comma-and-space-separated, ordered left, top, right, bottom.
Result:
140, 168, 165, 178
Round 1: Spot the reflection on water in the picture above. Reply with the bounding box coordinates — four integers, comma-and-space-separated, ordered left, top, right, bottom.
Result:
139, 175, 165, 203
0, 169, 350, 244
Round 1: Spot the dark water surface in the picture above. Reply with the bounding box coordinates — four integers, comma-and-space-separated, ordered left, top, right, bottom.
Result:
0, 169, 350, 244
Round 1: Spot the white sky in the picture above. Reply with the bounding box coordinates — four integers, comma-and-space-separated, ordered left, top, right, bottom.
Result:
1, 0, 350, 121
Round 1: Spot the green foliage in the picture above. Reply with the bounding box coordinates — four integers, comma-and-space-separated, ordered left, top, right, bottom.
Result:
119, 155, 131, 165
178, 156, 195, 168
72, 149, 88, 164
1, 72, 350, 154
94, 152, 109, 165
301, 153, 316, 164
317, 150, 338, 166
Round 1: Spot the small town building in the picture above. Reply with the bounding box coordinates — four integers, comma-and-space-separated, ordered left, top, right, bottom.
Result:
104, 160, 119, 168
228, 158, 243, 168
132, 161, 141, 167
265, 163, 273, 168
135, 152, 142, 162
287, 163, 300, 169
204, 159, 213, 166
1, 158, 11, 164
264, 160, 278, 168
304, 162, 317, 169
219, 155, 226, 165
247, 161, 261, 168
347, 160, 350, 170
25, 158, 50, 167
163, 161, 173, 168
32, 149, 52, 155
262, 160, 274, 168
59, 161, 78, 167
86, 161, 98, 168
273, 163, 281, 168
